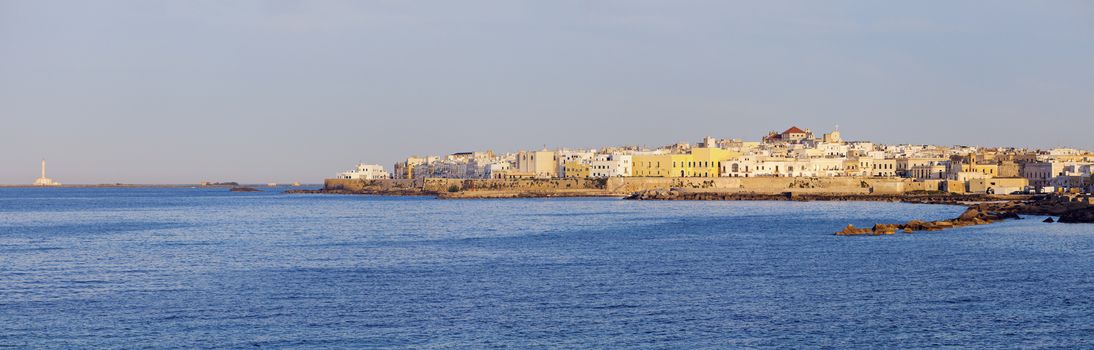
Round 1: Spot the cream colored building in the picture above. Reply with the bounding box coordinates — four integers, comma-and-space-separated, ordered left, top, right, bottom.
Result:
516, 150, 558, 179
967, 178, 1029, 195
721, 156, 822, 178
484, 161, 512, 179
909, 163, 948, 180
867, 159, 897, 177
896, 157, 947, 178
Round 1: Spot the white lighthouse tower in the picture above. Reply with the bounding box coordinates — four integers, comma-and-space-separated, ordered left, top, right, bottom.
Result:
33, 159, 61, 186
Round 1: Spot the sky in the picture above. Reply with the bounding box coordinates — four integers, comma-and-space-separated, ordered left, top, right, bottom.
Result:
1, 0, 1092, 184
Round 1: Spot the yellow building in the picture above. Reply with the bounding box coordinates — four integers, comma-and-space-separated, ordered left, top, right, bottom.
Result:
950, 162, 999, 178
632, 154, 690, 177
562, 162, 590, 179
689, 148, 740, 177
632, 148, 740, 177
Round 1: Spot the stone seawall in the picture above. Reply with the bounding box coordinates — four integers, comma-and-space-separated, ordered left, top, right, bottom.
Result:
323, 177, 937, 198
422, 178, 607, 193
603, 177, 930, 195
323, 178, 425, 194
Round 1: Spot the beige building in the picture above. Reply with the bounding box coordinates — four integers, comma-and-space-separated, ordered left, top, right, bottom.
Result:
867, 159, 897, 177
896, 157, 946, 178
516, 150, 558, 179
910, 163, 948, 180
967, 178, 1029, 195
1021, 162, 1065, 189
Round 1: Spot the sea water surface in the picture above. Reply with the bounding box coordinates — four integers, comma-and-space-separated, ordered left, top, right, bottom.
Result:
1, 188, 1092, 348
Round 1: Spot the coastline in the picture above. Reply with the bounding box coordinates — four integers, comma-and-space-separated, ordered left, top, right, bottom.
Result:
295, 177, 1094, 229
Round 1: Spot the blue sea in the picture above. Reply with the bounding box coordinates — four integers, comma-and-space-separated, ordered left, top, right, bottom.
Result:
1, 188, 1092, 349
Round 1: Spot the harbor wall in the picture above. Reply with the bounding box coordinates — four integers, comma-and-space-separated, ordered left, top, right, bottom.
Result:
323, 178, 422, 192
325, 177, 938, 196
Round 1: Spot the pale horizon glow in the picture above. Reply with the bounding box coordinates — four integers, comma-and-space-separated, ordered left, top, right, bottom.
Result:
1, 1, 1092, 184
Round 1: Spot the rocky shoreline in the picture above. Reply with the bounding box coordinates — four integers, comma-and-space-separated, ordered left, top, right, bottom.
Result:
837, 196, 1094, 235
289, 185, 1094, 227
623, 188, 1094, 231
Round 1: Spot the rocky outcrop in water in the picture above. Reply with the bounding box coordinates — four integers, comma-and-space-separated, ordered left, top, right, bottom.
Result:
1058, 207, 1094, 223
836, 196, 1094, 235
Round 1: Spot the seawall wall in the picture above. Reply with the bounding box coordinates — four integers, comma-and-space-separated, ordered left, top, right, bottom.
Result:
325, 177, 938, 196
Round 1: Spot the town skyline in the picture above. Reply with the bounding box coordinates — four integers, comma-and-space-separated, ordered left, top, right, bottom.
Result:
6, 125, 1093, 185
330, 125, 1091, 197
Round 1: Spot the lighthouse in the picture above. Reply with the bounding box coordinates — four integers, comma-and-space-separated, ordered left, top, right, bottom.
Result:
33, 159, 61, 186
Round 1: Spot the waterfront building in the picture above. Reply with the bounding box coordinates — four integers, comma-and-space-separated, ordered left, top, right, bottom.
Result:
562, 162, 591, 179
849, 157, 885, 177
484, 161, 512, 179
557, 150, 595, 178
909, 162, 948, 180
632, 153, 692, 177
689, 148, 741, 177
868, 159, 897, 177
720, 156, 824, 178
32, 159, 61, 186
590, 154, 633, 178
946, 156, 1000, 180
633, 148, 739, 178
967, 178, 1029, 195
842, 158, 861, 177
393, 156, 427, 179
516, 150, 558, 179
337, 164, 390, 180
805, 157, 847, 177
896, 157, 947, 178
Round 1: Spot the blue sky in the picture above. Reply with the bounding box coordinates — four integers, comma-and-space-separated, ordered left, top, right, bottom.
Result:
1, 1, 1092, 184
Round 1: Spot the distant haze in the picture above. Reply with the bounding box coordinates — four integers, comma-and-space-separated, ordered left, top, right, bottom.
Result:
1, 1, 1092, 184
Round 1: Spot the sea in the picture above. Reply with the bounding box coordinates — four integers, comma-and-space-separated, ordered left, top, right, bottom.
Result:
1, 187, 1092, 349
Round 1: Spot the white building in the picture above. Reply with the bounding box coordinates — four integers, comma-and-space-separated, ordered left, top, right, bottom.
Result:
484, 161, 513, 179
336, 163, 390, 180
1021, 161, 1065, 189
816, 142, 849, 157
590, 154, 632, 178
721, 156, 814, 177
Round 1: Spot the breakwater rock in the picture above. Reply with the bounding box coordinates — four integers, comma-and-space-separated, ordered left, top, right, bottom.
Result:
1059, 207, 1094, 223
837, 204, 1023, 236
836, 196, 1094, 235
